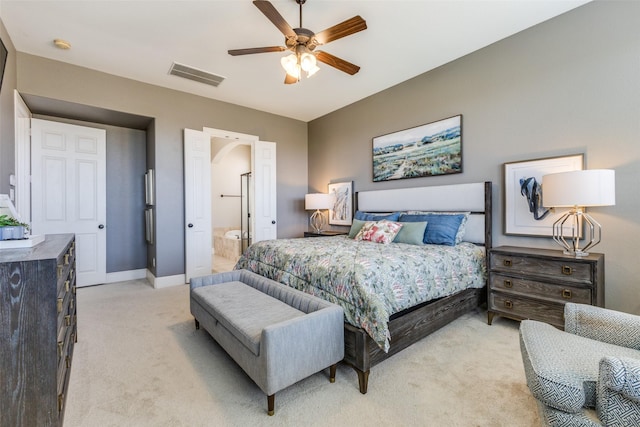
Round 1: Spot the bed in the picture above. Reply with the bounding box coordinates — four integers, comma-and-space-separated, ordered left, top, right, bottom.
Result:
235, 181, 492, 394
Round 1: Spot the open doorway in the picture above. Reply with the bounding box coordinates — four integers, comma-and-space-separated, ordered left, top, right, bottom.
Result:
184, 127, 276, 282
211, 139, 251, 272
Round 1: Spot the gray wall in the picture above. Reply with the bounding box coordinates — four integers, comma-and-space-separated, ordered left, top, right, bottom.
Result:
14, 54, 308, 279
308, 1, 640, 315
104, 124, 147, 272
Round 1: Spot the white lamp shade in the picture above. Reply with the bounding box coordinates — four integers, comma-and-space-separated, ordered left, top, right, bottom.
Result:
542, 169, 615, 208
305, 193, 332, 210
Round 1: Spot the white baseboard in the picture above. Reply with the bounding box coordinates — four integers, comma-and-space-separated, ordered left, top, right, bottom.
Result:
105, 269, 147, 283
145, 270, 186, 289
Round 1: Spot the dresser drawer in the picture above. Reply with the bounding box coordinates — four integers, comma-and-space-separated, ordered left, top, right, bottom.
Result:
56, 324, 76, 418
56, 240, 75, 295
490, 253, 593, 285
489, 293, 564, 328
489, 273, 592, 305
57, 286, 74, 330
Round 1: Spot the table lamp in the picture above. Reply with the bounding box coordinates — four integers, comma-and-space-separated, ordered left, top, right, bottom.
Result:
542, 169, 615, 257
305, 193, 332, 234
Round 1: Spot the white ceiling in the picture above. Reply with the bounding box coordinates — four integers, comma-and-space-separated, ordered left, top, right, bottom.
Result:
1, 0, 590, 122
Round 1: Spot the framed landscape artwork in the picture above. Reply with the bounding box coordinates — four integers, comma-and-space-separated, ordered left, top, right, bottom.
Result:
328, 181, 353, 226
504, 154, 584, 236
372, 115, 462, 182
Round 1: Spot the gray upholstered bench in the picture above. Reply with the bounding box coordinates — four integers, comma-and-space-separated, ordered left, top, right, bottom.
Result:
189, 269, 344, 415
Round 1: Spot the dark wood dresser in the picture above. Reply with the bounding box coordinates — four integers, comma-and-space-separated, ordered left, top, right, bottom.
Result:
1, 234, 77, 426
487, 246, 604, 328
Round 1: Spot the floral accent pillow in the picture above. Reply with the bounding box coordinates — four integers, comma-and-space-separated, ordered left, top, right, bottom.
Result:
355, 220, 403, 244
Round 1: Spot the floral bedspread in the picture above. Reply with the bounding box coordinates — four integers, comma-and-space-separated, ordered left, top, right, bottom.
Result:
234, 236, 486, 352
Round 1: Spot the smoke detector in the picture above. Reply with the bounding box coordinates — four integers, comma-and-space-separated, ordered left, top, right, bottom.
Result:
53, 39, 71, 50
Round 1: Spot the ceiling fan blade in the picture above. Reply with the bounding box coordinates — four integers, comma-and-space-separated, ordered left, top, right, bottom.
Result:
253, 0, 296, 38
316, 51, 360, 75
284, 73, 298, 85
228, 46, 286, 56
314, 16, 367, 45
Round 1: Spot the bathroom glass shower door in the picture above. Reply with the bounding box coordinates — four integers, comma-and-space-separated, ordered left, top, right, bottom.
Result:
240, 172, 251, 252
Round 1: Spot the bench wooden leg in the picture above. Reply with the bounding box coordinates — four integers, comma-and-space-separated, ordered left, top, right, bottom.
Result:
329, 364, 337, 383
267, 394, 275, 416
194, 319, 200, 330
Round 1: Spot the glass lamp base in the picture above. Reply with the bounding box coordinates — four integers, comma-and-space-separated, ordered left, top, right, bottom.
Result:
309, 210, 325, 234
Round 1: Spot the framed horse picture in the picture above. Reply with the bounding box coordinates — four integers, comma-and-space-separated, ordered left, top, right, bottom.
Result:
503, 154, 584, 236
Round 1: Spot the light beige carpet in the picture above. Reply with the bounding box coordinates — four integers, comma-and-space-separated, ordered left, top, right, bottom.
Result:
65, 280, 541, 427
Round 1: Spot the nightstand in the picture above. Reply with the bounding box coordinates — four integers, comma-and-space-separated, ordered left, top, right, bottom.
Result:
487, 246, 604, 328
303, 231, 348, 238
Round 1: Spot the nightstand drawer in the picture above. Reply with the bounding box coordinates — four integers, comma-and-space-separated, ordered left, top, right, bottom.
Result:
490, 253, 593, 285
489, 273, 592, 304
489, 293, 564, 328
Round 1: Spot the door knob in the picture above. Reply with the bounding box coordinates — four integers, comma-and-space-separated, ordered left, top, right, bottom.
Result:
188, 223, 194, 228
271, 220, 276, 224
98, 224, 105, 229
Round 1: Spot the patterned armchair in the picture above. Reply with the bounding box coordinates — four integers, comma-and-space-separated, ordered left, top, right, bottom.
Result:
519, 303, 640, 426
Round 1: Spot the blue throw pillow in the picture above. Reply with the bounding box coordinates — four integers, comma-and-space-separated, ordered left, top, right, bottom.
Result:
400, 213, 465, 246
354, 210, 401, 222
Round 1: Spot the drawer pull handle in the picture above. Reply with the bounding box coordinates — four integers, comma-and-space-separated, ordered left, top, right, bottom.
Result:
504, 279, 513, 288
65, 315, 71, 326
58, 393, 64, 412
57, 298, 63, 313
65, 280, 70, 292
66, 355, 71, 368
70, 298, 75, 310
57, 265, 63, 278
72, 285, 77, 295
64, 254, 70, 265
562, 265, 573, 275
57, 341, 64, 357
562, 289, 572, 299
504, 300, 513, 309
503, 259, 513, 267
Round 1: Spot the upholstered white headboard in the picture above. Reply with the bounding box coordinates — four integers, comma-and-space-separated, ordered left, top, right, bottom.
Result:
356, 182, 492, 246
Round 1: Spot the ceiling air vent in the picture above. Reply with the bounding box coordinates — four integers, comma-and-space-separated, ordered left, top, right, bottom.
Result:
168, 62, 225, 87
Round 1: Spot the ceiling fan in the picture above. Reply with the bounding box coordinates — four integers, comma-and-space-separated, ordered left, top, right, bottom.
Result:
228, 0, 367, 84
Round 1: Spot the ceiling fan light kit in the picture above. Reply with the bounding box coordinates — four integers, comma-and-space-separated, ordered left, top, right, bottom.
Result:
228, 0, 366, 84
281, 45, 319, 81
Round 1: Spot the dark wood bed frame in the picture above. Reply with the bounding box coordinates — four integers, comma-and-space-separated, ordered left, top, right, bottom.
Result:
344, 181, 492, 394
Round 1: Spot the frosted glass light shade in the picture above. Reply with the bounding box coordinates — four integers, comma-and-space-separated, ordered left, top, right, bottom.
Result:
281, 54, 299, 79
542, 169, 615, 208
305, 193, 332, 210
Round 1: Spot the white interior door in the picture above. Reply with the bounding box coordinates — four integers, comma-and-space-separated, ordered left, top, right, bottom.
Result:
31, 119, 107, 287
252, 140, 277, 242
14, 91, 32, 224
184, 128, 212, 282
